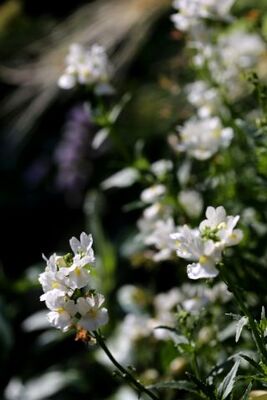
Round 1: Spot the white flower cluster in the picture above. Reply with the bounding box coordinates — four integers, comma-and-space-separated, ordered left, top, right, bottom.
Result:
190, 28, 266, 101
39, 232, 108, 333
171, 0, 235, 32
58, 43, 112, 93
175, 116, 233, 160
171, 206, 243, 279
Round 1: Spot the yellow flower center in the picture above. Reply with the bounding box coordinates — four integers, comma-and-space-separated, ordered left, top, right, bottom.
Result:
55, 307, 65, 314
199, 255, 208, 265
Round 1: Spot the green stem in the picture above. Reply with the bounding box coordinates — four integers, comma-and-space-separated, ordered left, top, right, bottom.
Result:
192, 350, 201, 381
220, 264, 267, 364
93, 330, 159, 400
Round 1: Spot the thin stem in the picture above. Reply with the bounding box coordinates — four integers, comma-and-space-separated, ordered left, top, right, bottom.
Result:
192, 350, 201, 381
220, 264, 267, 364
93, 330, 160, 400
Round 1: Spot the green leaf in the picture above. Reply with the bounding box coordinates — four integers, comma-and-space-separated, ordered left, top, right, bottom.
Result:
241, 382, 253, 400
235, 316, 248, 343
240, 354, 264, 374
218, 359, 240, 400
148, 380, 198, 394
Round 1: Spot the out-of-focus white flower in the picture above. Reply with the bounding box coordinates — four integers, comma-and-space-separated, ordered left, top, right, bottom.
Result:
136, 202, 174, 262
152, 288, 181, 339
58, 43, 112, 92
122, 314, 152, 341
218, 30, 265, 70
5, 372, 73, 400
177, 160, 191, 186
171, 225, 221, 279
77, 293, 108, 331
117, 285, 148, 314
171, 0, 235, 32
101, 168, 139, 190
145, 218, 177, 262
242, 207, 267, 236
143, 203, 163, 220
192, 29, 266, 100
150, 159, 173, 178
140, 184, 166, 203
176, 117, 233, 160
179, 190, 203, 218
185, 80, 222, 118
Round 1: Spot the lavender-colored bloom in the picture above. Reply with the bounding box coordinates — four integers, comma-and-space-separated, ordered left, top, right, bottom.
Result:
54, 103, 95, 204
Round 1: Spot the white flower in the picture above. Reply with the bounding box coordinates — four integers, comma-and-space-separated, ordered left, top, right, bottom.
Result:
117, 285, 147, 314
179, 190, 203, 218
39, 269, 70, 296
176, 117, 233, 160
171, 225, 221, 279
143, 203, 163, 220
65, 259, 91, 290
101, 168, 139, 190
193, 29, 266, 100
58, 43, 112, 91
185, 80, 222, 118
145, 218, 177, 262
140, 184, 166, 203
77, 293, 108, 331
69, 232, 95, 264
171, 0, 235, 32
150, 159, 173, 177
199, 206, 243, 247
41, 289, 77, 332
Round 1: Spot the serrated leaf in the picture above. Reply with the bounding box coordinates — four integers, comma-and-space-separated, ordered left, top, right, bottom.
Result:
218, 359, 240, 400
236, 316, 248, 343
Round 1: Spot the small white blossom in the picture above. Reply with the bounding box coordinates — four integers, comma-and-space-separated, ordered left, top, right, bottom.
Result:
171, 225, 221, 279
58, 43, 112, 92
200, 206, 243, 247
41, 289, 77, 332
179, 190, 203, 218
101, 168, 139, 190
143, 203, 163, 220
185, 80, 223, 118
150, 159, 173, 178
69, 232, 95, 264
117, 285, 148, 314
171, 206, 242, 280
77, 293, 108, 331
176, 117, 233, 160
39, 269, 70, 296
145, 218, 177, 262
65, 260, 91, 290
140, 184, 166, 204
